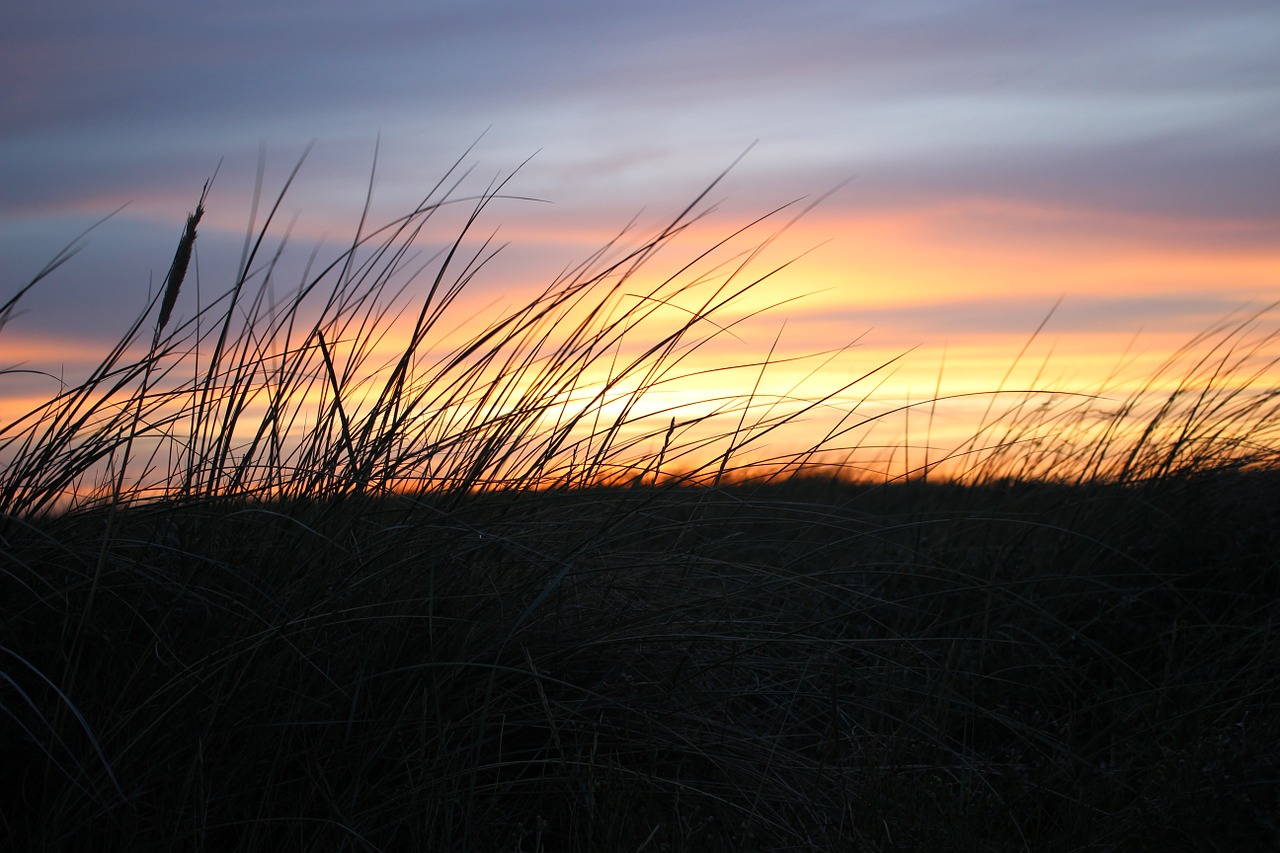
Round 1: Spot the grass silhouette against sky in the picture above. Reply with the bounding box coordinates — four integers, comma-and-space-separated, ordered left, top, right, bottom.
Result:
1, 168, 1277, 849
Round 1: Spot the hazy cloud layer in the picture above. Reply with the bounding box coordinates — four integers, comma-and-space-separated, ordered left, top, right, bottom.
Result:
3, 0, 1278, 352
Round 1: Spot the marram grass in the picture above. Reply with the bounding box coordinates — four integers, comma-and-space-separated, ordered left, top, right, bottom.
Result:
1, 157, 1278, 851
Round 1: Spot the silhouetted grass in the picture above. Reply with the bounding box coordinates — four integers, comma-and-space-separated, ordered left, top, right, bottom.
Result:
2, 158, 1277, 851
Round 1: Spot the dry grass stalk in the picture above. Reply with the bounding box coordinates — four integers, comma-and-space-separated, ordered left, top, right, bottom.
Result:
154, 177, 213, 343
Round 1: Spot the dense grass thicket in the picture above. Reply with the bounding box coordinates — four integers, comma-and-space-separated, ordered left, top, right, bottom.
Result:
3, 161, 1278, 850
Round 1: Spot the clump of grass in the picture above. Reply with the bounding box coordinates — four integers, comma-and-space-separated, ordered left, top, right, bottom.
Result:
943, 303, 1280, 487
1, 154, 1278, 851
0, 153, 869, 517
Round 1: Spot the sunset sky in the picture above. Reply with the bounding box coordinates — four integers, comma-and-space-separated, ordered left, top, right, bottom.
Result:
3, 0, 1278, 477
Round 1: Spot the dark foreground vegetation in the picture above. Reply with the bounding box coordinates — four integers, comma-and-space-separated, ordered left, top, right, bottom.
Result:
3, 159, 1278, 850
4, 473, 1279, 851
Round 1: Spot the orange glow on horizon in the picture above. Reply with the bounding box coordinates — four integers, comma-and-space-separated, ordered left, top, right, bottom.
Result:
4, 191, 1277, 503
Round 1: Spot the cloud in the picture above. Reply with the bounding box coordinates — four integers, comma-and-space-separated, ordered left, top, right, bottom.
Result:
879, 293, 1268, 336
3, 0, 1277, 392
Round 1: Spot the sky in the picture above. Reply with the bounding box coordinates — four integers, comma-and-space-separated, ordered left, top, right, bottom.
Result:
2, 0, 1278, 479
